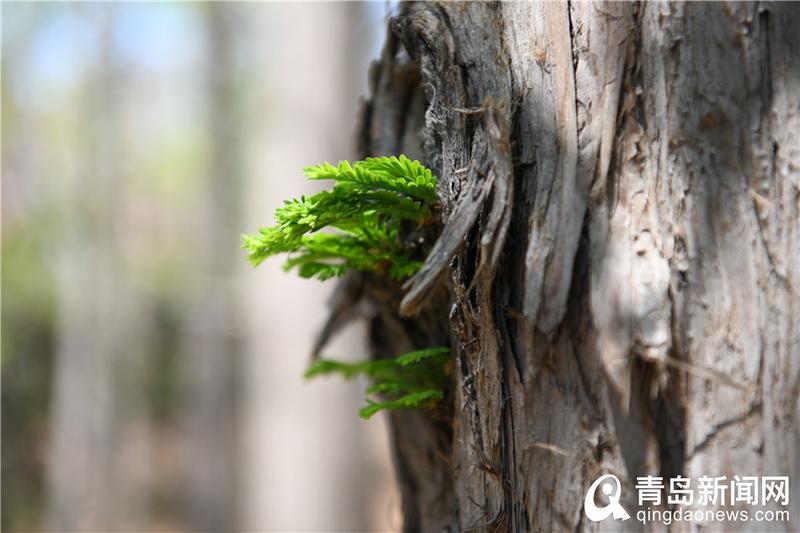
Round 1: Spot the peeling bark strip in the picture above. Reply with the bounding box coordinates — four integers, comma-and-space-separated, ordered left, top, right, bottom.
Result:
401, 98, 513, 316
339, 2, 799, 531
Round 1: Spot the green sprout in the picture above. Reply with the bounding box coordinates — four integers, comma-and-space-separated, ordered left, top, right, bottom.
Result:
242, 155, 438, 281
243, 156, 450, 418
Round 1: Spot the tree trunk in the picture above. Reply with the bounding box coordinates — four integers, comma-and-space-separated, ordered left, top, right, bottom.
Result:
347, 2, 799, 531
240, 3, 391, 531
46, 5, 152, 530
180, 4, 241, 529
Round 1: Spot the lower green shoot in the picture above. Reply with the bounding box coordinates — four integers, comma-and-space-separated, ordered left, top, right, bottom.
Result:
305, 347, 451, 419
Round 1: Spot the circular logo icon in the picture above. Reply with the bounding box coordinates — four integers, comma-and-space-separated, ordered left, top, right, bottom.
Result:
584, 474, 630, 522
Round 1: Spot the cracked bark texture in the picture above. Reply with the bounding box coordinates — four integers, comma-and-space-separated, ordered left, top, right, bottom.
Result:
344, 2, 798, 531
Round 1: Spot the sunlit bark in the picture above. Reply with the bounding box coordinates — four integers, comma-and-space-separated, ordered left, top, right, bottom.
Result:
352, 3, 799, 530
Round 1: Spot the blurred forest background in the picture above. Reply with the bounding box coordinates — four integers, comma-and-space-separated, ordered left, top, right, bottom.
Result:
2, 3, 402, 532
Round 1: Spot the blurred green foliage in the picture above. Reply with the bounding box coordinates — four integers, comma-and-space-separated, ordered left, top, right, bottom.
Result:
2, 223, 57, 531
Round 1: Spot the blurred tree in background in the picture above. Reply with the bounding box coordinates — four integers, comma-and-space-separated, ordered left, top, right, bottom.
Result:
2, 3, 397, 532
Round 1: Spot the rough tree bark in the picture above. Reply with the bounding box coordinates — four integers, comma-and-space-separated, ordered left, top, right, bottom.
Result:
332, 2, 798, 531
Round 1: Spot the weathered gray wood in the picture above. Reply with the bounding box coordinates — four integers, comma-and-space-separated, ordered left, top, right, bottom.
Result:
339, 2, 799, 531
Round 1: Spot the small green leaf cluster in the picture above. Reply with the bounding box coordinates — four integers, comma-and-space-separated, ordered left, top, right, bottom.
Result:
305, 347, 450, 419
242, 156, 438, 281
